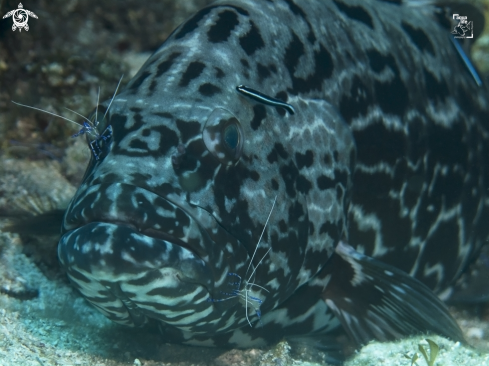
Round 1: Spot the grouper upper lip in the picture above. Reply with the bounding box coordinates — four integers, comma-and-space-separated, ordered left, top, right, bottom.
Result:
62, 182, 211, 259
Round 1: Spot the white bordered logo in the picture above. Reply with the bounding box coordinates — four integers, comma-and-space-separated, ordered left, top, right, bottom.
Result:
452, 14, 473, 39
2, 3, 38, 32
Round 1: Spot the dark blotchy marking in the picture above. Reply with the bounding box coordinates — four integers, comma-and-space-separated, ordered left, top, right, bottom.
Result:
280, 161, 299, 198
428, 121, 468, 166
401, 21, 435, 55
131, 172, 154, 188
129, 71, 151, 91
295, 150, 313, 169
174, 5, 249, 40
424, 68, 449, 103
288, 201, 305, 223
284, 32, 334, 94
186, 140, 219, 183
109, 113, 127, 138
208, 10, 239, 43
267, 149, 278, 164
239, 21, 265, 56
296, 175, 312, 194
267, 143, 288, 164
350, 168, 412, 262
374, 79, 408, 116
283, 0, 316, 43
199, 83, 221, 96
159, 183, 177, 196
251, 104, 266, 130
180, 62, 206, 88
68, 270, 91, 284
274, 91, 288, 102
152, 112, 173, 119
175, 6, 215, 39
257, 63, 271, 79
333, 0, 374, 29
241, 59, 250, 68
249, 170, 260, 181
214, 172, 255, 243
333, 151, 339, 162
339, 75, 373, 123
155, 125, 179, 156
175, 119, 201, 143
271, 178, 279, 190
432, 168, 464, 209
156, 52, 180, 77
417, 219, 459, 288
284, 32, 304, 81
366, 49, 409, 115
275, 143, 289, 159
378, 0, 401, 3
319, 221, 339, 243
279, 220, 288, 233
129, 138, 149, 150
353, 121, 406, 166
317, 175, 335, 190
413, 189, 441, 240
150, 52, 181, 92
131, 110, 144, 132
367, 49, 396, 73
215, 67, 225, 78
142, 129, 151, 137
114, 111, 178, 157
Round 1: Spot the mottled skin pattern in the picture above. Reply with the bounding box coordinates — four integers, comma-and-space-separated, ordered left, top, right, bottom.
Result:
58, 0, 489, 348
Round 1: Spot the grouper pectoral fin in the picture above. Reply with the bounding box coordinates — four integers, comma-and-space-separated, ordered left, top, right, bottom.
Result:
321, 241, 465, 346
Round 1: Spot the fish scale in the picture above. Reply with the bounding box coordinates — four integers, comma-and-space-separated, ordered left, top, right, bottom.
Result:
57, 0, 488, 352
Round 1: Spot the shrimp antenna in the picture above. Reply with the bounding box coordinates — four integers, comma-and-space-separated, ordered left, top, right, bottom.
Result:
11, 101, 83, 128
245, 195, 277, 278
95, 86, 100, 126
63, 107, 92, 126
103, 74, 124, 122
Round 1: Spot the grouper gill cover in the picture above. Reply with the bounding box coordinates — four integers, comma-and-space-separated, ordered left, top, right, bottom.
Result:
57, 0, 489, 350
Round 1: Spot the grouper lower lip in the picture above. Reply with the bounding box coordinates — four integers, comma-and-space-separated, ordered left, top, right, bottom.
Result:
58, 222, 214, 289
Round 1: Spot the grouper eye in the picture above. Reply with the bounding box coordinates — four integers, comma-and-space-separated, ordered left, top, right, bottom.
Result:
224, 124, 238, 150
203, 108, 244, 165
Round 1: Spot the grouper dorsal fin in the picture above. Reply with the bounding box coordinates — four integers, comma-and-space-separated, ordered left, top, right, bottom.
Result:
321, 242, 465, 346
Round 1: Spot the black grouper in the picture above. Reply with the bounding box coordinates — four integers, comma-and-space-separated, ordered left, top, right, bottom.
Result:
57, 0, 489, 350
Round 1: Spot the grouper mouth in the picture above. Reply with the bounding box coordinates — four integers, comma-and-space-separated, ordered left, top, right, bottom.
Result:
58, 183, 251, 329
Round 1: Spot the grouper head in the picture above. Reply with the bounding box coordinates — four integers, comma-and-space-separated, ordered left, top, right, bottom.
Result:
57, 1, 354, 343
57, 77, 352, 337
